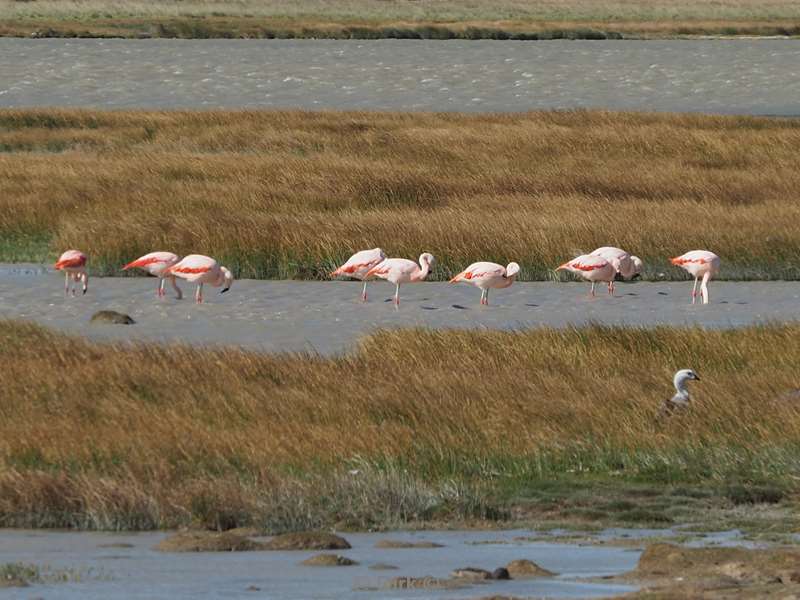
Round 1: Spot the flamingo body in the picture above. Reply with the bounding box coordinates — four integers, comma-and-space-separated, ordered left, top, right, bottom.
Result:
123, 251, 183, 299
590, 246, 642, 280
164, 254, 233, 303
670, 250, 720, 304
450, 261, 520, 305
365, 252, 435, 305
330, 247, 386, 301
54, 249, 88, 296
556, 254, 619, 297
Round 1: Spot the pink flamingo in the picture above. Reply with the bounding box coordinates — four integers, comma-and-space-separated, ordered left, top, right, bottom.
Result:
163, 254, 233, 303
556, 254, 620, 297
330, 247, 387, 301
450, 261, 520, 305
122, 251, 183, 299
54, 249, 89, 296
365, 252, 435, 305
590, 246, 643, 281
670, 250, 720, 304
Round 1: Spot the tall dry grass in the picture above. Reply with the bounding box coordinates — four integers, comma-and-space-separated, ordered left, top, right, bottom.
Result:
2, 0, 799, 39
1, 320, 799, 529
1, 109, 799, 279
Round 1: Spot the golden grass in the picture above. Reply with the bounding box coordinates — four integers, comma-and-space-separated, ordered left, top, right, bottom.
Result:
1, 0, 799, 39
1, 320, 799, 529
1, 109, 799, 280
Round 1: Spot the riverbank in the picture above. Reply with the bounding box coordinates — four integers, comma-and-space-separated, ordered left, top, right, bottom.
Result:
2, 109, 799, 279
2, 0, 799, 40
1, 320, 799, 533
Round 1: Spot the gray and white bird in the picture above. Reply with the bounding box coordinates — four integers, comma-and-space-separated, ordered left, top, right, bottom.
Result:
657, 369, 700, 419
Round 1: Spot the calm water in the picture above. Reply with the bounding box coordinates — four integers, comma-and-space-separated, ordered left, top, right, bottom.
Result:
2, 265, 799, 354
1, 39, 799, 114
0, 528, 643, 600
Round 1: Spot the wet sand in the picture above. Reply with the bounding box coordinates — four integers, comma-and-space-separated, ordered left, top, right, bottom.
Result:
1, 265, 797, 354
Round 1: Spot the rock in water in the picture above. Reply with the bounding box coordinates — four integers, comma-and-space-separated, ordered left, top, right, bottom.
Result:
90, 310, 135, 325
155, 531, 265, 552
265, 532, 351, 550
450, 567, 492, 580
505, 559, 556, 578
301, 553, 358, 566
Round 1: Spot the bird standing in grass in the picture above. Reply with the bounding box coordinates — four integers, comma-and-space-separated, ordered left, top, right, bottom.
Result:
163, 254, 233, 304
54, 249, 89, 296
657, 369, 700, 419
123, 251, 183, 299
670, 250, 720, 304
556, 254, 620, 297
365, 252, 435, 306
330, 247, 386, 302
449, 261, 520, 305
590, 246, 643, 281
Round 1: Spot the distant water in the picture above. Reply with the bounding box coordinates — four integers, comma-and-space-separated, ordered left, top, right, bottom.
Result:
1, 39, 799, 114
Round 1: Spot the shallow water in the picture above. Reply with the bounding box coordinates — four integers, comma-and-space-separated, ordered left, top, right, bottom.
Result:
2, 39, 799, 114
0, 529, 642, 599
1, 266, 798, 354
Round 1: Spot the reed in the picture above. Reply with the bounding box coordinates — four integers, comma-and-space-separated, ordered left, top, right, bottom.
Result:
1, 109, 799, 281
0, 320, 798, 530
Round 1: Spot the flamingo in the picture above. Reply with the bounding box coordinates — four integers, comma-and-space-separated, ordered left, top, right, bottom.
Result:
670, 250, 720, 305
449, 261, 520, 305
330, 247, 386, 302
163, 254, 233, 304
54, 249, 88, 296
590, 247, 643, 282
122, 251, 183, 299
365, 252, 435, 306
556, 254, 620, 297
657, 369, 700, 419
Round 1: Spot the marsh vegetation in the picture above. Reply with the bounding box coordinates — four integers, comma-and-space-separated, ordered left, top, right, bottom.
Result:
1, 109, 799, 280
0, 320, 798, 531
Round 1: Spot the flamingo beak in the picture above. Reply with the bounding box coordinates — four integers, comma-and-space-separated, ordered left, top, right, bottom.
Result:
694, 375, 701, 382
220, 287, 230, 294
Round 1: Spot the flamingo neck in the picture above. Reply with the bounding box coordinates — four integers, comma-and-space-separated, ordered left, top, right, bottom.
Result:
413, 260, 430, 282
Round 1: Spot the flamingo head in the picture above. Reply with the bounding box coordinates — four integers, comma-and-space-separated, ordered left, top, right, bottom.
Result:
217, 266, 233, 294
608, 256, 622, 273
419, 252, 435, 269
630, 256, 643, 279
505, 262, 521, 279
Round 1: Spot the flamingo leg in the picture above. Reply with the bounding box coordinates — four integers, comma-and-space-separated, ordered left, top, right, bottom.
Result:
64, 272, 70, 296
590, 281, 596, 297
196, 283, 204, 304
485, 289, 490, 306
158, 278, 165, 297
71, 273, 77, 297
608, 280, 614, 295
170, 276, 183, 300
691, 276, 699, 304
479, 289, 485, 305
81, 273, 88, 295
361, 280, 368, 302
700, 272, 711, 304
394, 283, 400, 306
